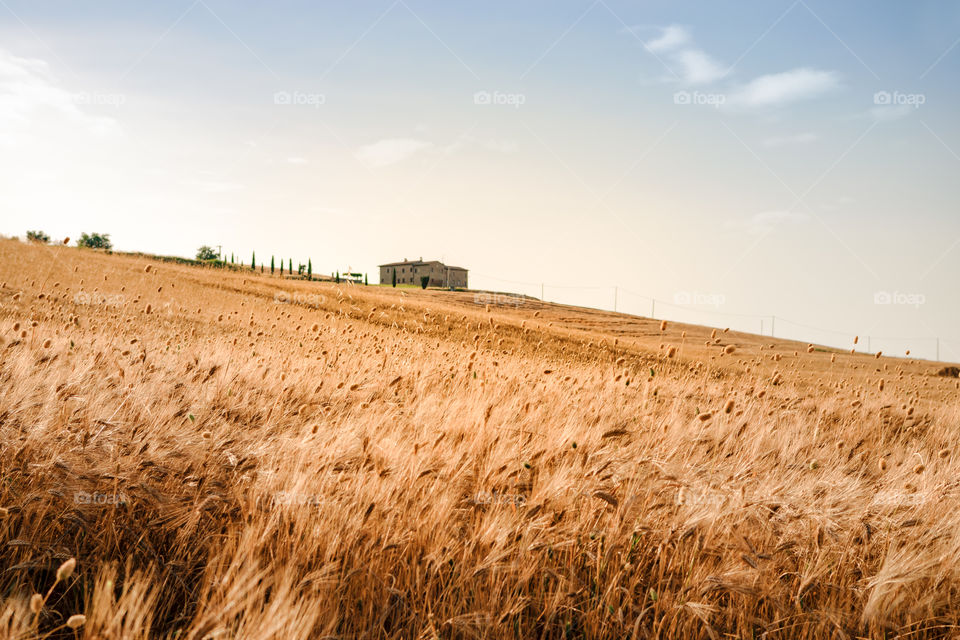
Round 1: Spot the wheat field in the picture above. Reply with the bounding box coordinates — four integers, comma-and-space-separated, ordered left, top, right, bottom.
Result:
1, 237, 959, 639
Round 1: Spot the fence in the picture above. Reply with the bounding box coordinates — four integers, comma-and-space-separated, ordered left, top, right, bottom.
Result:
470, 272, 957, 363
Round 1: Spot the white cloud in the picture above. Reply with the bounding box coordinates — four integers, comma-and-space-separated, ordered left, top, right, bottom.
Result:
631, 25, 726, 85
0, 51, 49, 80
727, 210, 809, 235
673, 49, 727, 85
645, 25, 690, 53
729, 68, 840, 108
0, 48, 118, 144
762, 132, 819, 147
355, 137, 432, 167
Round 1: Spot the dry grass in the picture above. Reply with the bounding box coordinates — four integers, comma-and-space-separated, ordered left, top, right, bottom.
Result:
1, 237, 959, 639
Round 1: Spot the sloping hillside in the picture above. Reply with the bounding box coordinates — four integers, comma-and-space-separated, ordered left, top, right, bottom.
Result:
1, 238, 958, 639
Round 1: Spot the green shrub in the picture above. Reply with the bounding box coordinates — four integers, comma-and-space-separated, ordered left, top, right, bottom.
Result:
77, 232, 112, 250
196, 246, 218, 260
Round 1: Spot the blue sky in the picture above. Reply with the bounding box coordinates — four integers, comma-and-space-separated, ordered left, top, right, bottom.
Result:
1, 1, 959, 360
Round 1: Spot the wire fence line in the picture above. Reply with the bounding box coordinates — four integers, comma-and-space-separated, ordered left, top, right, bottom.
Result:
471, 272, 957, 363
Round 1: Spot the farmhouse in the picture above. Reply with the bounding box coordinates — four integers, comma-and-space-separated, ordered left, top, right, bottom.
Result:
379, 258, 468, 288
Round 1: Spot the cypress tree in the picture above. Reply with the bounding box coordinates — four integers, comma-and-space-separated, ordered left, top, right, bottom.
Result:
289, 258, 293, 273
335, 271, 340, 284
364, 273, 368, 286
271, 256, 275, 274
307, 259, 312, 280
251, 251, 256, 270
391, 268, 396, 287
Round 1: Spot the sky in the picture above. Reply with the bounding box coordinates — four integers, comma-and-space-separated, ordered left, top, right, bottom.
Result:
1, 1, 959, 360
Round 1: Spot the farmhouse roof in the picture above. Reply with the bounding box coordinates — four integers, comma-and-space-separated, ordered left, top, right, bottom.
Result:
378, 259, 467, 271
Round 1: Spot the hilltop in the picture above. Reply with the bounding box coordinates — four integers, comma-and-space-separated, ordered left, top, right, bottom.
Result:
1, 237, 958, 639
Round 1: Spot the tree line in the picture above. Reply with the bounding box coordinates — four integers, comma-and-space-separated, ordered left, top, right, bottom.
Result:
27, 230, 112, 250
24, 230, 369, 285
194, 245, 366, 284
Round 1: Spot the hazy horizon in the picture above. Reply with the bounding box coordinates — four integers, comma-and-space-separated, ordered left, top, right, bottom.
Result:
2, 0, 959, 360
